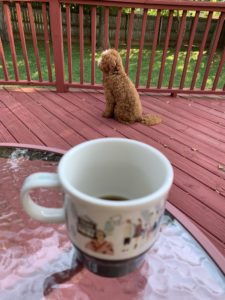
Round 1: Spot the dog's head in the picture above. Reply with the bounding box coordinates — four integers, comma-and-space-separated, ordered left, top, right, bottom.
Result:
98, 49, 124, 74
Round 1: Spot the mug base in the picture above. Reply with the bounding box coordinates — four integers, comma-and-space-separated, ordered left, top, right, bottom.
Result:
75, 247, 146, 278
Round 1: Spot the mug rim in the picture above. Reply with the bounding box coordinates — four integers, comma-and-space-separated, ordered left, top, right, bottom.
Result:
58, 138, 174, 207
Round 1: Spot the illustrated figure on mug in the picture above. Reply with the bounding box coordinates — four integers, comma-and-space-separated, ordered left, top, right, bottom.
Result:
122, 219, 134, 252
122, 218, 144, 251
144, 205, 165, 240
133, 218, 143, 249
78, 202, 165, 256
85, 229, 114, 255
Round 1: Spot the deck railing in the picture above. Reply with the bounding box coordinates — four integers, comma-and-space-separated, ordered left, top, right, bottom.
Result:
0, 0, 224, 95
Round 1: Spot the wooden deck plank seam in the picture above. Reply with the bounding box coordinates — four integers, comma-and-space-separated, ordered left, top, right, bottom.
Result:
31, 89, 106, 140
0, 105, 43, 144
36, 89, 126, 139
148, 95, 225, 137
0, 89, 48, 145
15, 87, 86, 146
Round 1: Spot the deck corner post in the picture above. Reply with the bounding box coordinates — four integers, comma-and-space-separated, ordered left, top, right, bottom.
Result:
49, 0, 66, 92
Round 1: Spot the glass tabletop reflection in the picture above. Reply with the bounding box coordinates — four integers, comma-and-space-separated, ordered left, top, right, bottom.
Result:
0, 146, 224, 300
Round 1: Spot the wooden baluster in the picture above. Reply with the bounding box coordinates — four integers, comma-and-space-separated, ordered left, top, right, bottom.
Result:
42, 3, 52, 82
157, 10, 173, 89
168, 10, 187, 89
125, 8, 135, 75
201, 12, 225, 90
27, 2, 42, 82
114, 8, 122, 50
212, 46, 225, 91
179, 11, 200, 90
191, 12, 213, 90
146, 10, 161, 88
3, 3, 19, 81
16, 2, 31, 81
0, 37, 9, 81
91, 6, 96, 85
49, 0, 65, 92
104, 7, 109, 50
135, 9, 148, 88
66, 4, 72, 83
79, 5, 84, 84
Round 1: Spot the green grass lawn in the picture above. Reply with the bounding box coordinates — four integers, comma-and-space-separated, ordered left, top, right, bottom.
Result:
0, 40, 224, 89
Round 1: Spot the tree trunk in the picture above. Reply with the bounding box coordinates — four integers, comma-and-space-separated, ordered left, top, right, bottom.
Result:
0, 3, 8, 42
97, 7, 110, 49
97, 7, 104, 49
218, 21, 225, 49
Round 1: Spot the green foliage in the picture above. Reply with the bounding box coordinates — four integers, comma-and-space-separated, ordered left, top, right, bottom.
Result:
0, 41, 224, 89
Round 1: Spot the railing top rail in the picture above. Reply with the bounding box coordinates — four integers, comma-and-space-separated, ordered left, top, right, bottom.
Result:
60, 0, 225, 11
1, 0, 224, 11
0, 0, 49, 3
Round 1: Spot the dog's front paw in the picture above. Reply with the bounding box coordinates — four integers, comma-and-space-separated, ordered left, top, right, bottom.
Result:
102, 111, 113, 118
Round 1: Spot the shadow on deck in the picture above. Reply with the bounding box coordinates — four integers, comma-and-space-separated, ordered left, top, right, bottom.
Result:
0, 87, 225, 261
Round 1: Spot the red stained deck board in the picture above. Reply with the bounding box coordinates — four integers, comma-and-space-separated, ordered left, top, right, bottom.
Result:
53, 92, 125, 138
32, 89, 103, 141
0, 121, 17, 142
169, 185, 225, 243
154, 124, 225, 179
0, 89, 70, 149
0, 107, 42, 144
141, 96, 225, 144
162, 95, 225, 127
183, 95, 225, 112
193, 221, 225, 257
170, 95, 225, 126
139, 97, 225, 152
141, 100, 225, 161
150, 95, 225, 134
9, 88, 85, 146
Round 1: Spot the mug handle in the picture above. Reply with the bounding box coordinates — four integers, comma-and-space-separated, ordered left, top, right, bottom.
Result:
20, 172, 65, 223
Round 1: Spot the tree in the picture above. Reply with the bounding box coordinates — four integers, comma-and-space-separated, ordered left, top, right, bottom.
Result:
97, 7, 104, 49
0, 3, 8, 42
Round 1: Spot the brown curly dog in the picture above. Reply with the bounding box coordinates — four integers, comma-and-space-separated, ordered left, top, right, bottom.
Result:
98, 49, 161, 125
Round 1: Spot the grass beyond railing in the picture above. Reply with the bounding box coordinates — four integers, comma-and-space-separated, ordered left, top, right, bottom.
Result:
0, 0, 224, 95
1, 41, 224, 90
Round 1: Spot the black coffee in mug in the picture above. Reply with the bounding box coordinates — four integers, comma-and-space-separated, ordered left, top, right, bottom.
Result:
99, 195, 129, 201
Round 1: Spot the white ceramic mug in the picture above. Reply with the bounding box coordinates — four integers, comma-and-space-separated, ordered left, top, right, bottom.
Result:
21, 138, 173, 277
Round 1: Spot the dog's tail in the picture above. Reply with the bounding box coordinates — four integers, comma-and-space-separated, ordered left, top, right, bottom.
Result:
138, 114, 162, 126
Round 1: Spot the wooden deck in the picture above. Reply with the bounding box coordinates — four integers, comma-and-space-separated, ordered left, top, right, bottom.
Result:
0, 87, 225, 259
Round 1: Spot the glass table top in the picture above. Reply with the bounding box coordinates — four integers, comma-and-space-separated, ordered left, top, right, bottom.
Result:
0, 146, 224, 300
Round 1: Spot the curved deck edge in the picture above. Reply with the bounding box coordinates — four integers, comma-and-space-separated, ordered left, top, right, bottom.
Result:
0, 143, 66, 155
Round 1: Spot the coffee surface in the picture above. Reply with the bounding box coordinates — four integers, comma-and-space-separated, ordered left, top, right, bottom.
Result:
99, 195, 129, 201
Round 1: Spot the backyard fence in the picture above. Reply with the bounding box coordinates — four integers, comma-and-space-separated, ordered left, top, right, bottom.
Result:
9, 5, 224, 48
0, 0, 224, 95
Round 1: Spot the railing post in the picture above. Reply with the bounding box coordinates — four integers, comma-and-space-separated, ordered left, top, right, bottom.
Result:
49, 0, 66, 92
